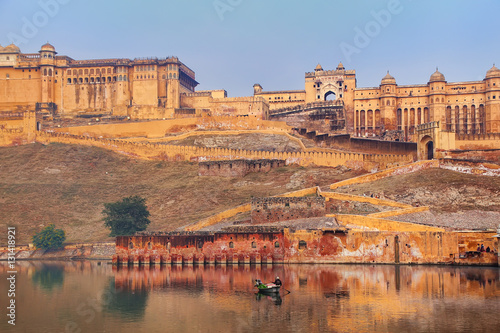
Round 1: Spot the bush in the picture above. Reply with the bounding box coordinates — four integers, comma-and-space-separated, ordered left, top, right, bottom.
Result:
103, 195, 151, 237
32, 224, 66, 250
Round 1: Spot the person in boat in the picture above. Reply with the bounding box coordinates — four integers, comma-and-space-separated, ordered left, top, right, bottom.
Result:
274, 276, 282, 286
255, 279, 266, 288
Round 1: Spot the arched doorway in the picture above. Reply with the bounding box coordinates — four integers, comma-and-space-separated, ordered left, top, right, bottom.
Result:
426, 141, 434, 160
324, 91, 336, 101
419, 135, 434, 160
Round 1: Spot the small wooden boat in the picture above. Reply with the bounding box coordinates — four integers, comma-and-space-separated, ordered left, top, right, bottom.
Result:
255, 280, 281, 293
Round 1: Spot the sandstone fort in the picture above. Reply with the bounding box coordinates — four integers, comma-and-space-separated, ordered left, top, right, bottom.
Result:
0, 43, 499, 266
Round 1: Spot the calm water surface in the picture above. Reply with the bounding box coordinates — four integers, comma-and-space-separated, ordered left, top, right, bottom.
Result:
0, 261, 499, 332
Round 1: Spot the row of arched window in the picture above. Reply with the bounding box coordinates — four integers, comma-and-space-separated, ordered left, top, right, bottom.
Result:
136, 65, 156, 71
67, 68, 114, 76
66, 75, 127, 84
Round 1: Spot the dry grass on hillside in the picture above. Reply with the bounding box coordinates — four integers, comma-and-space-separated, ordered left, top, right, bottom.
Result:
0, 143, 363, 245
335, 168, 500, 213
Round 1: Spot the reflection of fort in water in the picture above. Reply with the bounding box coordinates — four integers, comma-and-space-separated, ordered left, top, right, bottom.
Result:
112, 264, 499, 299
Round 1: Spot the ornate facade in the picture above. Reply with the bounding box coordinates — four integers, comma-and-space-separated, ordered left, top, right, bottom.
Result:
254, 63, 500, 142
1, 43, 499, 145
0, 43, 198, 118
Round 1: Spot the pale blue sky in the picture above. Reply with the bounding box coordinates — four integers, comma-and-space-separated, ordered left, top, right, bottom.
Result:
0, 0, 498, 96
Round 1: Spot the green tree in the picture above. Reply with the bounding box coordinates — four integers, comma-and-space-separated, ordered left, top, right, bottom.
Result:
103, 195, 151, 236
32, 224, 66, 250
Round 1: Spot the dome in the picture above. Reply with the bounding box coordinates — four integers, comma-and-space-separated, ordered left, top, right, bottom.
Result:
40, 42, 56, 52
315, 63, 323, 71
485, 65, 500, 79
429, 69, 445, 82
381, 71, 396, 85
336, 62, 345, 70
2, 43, 20, 53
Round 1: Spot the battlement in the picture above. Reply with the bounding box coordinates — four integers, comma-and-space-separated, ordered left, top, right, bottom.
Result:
36, 131, 412, 171
198, 159, 285, 177
251, 196, 326, 224
305, 69, 355, 77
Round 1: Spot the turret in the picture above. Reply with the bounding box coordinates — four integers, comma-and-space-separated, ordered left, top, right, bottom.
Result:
253, 83, 263, 94
39, 43, 57, 104
380, 71, 397, 131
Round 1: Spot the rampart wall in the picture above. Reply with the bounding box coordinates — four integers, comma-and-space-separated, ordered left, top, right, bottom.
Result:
251, 197, 326, 224
198, 159, 285, 177
113, 229, 497, 266
36, 131, 411, 170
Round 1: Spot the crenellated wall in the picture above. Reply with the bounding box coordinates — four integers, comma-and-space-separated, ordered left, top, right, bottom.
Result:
36, 131, 412, 170
251, 197, 326, 224
198, 159, 285, 177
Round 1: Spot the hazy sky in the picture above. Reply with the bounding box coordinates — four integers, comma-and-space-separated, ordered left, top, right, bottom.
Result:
0, 0, 498, 96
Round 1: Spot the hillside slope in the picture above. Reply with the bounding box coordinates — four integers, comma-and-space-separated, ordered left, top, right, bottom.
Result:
0, 143, 362, 244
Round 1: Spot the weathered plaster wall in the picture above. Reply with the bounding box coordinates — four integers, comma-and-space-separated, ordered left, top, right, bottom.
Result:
114, 229, 497, 266
198, 159, 285, 177
251, 197, 326, 224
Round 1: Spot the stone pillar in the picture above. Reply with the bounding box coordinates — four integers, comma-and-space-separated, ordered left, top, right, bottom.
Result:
244, 255, 251, 265
267, 256, 273, 266
232, 254, 239, 265
151, 254, 161, 265
219, 254, 227, 265
195, 254, 205, 265
161, 254, 171, 265
173, 255, 182, 265
255, 254, 261, 265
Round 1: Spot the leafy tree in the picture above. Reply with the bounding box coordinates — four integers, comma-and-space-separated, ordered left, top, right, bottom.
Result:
103, 195, 151, 236
32, 224, 66, 250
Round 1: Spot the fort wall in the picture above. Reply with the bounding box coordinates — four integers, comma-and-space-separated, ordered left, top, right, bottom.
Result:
113, 229, 497, 265
198, 159, 285, 177
251, 197, 326, 224
36, 131, 411, 170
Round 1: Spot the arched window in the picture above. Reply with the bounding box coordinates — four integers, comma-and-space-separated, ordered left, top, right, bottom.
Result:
148, 242, 152, 250
73, 69, 77, 75
169, 73, 172, 79
67, 78, 71, 84
129, 242, 134, 249
107, 68, 111, 74
298, 240, 307, 249
73, 78, 77, 84
123, 75, 127, 81
229, 241, 234, 248
251, 241, 257, 248
67, 69, 71, 75
107, 77, 111, 82
79, 78, 82, 83
85, 69, 88, 75
90, 69, 94, 75
79, 69, 82, 75
173, 73, 177, 79
386, 100, 390, 106
162, 74, 166, 79
85, 77, 88, 83
43, 68, 47, 76
48, 69, 52, 76
118, 75, 122, 81
274, 241, 280, 248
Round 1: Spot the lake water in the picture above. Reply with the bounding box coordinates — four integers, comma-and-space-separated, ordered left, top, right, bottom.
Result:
1, 261, 499, 333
